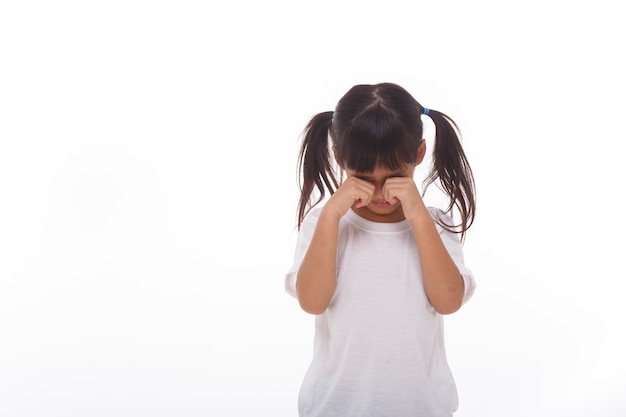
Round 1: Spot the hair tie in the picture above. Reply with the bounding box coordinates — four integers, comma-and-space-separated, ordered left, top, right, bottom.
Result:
423, 108, 429, 116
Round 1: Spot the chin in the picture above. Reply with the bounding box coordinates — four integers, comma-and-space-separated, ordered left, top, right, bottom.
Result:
362, 205, 405, 222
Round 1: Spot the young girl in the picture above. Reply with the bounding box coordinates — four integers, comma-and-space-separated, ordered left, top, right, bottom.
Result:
285, 83, 476, 417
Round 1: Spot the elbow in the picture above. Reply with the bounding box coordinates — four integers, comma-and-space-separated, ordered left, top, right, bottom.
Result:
431, 292, 464, 315
298, 297, 330, 315
434, 301, 462, 315
295, 274, 335, 315
431, 273, 466, 315
296, 286, 332, 315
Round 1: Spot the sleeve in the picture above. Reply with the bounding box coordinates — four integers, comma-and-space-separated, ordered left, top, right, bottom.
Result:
428, 207, 476, 305
284, 208, 321, 298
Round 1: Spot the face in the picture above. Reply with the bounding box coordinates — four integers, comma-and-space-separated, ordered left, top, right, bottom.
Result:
345, 163, 416, 223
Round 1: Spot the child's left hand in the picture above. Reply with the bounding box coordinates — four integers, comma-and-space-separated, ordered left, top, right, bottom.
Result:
382, 177, 428, 223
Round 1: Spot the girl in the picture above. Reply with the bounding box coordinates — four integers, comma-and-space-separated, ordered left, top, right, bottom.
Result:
285, 83, 476, 417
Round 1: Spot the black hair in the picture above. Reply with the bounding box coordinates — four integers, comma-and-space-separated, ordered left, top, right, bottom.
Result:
296, 83, 476, 239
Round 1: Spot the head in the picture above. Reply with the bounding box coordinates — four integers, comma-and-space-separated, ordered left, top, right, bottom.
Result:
331, 83, 426, 174
297, 82, 475, 238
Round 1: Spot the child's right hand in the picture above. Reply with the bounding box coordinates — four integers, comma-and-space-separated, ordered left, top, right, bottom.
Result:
323, 177, 375, 220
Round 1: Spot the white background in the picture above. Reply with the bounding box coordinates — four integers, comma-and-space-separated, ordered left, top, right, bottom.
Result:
1, 1, 625, 416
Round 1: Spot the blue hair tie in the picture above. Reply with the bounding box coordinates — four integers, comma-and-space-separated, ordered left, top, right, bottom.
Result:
423, 108, 429, 116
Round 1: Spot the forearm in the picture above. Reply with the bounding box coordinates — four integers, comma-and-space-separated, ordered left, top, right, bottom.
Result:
296, 209, 340, 315
411, 213, 465, 315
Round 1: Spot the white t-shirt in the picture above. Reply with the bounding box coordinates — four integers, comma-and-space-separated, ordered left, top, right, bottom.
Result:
285, 207, 475, 417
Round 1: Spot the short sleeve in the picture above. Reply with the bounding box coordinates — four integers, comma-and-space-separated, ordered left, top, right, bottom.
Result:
428, 208, 476, 305
284, 208, 322, 298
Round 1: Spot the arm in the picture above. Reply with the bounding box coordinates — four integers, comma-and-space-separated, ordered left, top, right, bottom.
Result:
384, 177, 465, 314
409, 210, 465, 314
295, 209, 340, 315
296, 177, 376, 315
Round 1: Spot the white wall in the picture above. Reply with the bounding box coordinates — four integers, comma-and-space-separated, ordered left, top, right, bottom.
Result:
1, 1, 624, 416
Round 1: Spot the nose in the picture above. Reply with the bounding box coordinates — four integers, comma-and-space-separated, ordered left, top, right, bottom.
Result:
372, 181, 385, 201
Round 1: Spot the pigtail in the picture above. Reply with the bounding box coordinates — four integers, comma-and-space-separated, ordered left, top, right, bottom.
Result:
423, 109, 476, 241
297, 111, 338, 229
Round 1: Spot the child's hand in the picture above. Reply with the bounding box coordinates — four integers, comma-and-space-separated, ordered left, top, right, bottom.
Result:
324, 177, 375, 220
382, 177, 426, 222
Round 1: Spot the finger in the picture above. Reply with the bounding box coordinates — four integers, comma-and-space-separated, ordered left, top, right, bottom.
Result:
383, 178, 417, 202
381, 183, 400, 204
354, 190, 374, 208
355, 185, 375, 207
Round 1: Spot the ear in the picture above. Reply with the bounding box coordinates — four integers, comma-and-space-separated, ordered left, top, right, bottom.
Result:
332, 146, 344, 169
415, 140, 427, 165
